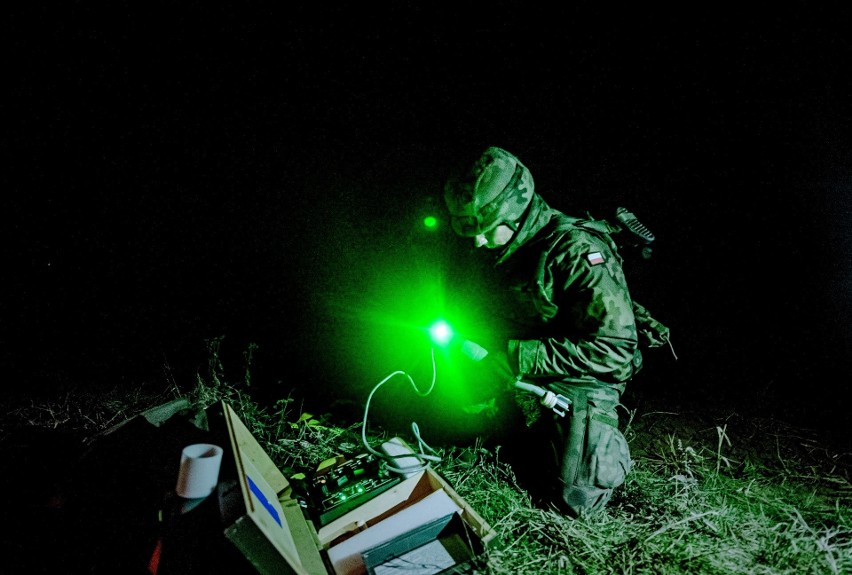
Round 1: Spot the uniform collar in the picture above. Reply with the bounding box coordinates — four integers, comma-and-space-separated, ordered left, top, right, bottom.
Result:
494, 194, 557, 264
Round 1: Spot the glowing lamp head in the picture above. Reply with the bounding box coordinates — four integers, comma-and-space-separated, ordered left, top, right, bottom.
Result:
428, 320, 453, 347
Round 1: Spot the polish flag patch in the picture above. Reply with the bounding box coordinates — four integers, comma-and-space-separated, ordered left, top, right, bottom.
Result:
587, 251, 605, 265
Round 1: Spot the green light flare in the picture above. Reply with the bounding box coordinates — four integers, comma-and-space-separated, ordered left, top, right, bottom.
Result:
313, 240, 493, 434
428, 319, 453, 346
422, 215, 438, 229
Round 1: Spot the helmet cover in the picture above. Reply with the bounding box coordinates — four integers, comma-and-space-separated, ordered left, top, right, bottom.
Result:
444, 147, 535, 237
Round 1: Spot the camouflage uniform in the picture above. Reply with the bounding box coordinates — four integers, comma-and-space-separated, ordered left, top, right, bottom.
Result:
445, 147, 638, 516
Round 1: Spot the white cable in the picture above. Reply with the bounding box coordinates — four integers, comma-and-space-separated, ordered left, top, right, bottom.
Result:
514, 380, 546, 397
360, 347, 442, 473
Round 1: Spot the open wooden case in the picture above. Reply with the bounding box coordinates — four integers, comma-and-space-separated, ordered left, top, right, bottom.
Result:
209, 401, 497, 575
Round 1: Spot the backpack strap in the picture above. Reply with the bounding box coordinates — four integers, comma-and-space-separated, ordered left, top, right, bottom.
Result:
547, 215, 626, 265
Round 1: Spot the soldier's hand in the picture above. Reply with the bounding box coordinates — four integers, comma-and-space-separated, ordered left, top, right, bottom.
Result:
639, 317, 670, 348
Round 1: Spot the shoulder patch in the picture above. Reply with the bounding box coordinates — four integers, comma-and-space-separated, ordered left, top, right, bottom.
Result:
587, 251, 605, 265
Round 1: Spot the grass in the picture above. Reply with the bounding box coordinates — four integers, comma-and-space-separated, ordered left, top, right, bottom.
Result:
5, 339, 851, 575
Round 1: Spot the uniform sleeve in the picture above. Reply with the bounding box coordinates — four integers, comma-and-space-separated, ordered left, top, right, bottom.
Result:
511, 232, 639, 384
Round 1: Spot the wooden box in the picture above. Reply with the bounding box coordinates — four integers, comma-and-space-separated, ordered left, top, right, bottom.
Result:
210, 401, 497, 575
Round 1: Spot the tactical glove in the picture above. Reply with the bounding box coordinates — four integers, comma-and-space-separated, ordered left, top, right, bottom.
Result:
632, 301, 671, 348
460, 345, 516, 418
638, 316, 670, 348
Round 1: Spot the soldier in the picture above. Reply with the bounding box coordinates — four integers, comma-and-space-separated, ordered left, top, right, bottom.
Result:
443, 146, 668, 516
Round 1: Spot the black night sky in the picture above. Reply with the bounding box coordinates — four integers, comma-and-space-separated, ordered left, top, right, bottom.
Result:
3, 5, 851, 445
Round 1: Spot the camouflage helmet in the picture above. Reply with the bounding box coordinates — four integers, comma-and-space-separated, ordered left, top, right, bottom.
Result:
444, 147, 535, 237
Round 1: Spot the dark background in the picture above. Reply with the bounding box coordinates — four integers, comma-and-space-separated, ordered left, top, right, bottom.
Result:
3, 5, 850, 444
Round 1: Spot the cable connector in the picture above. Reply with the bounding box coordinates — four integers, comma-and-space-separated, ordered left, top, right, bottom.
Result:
540, 391, 572, 417
514, 380, 572, 417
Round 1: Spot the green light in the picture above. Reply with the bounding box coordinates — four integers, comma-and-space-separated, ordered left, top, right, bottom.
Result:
429, 320, 453, 346
423, 216, 438, 229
